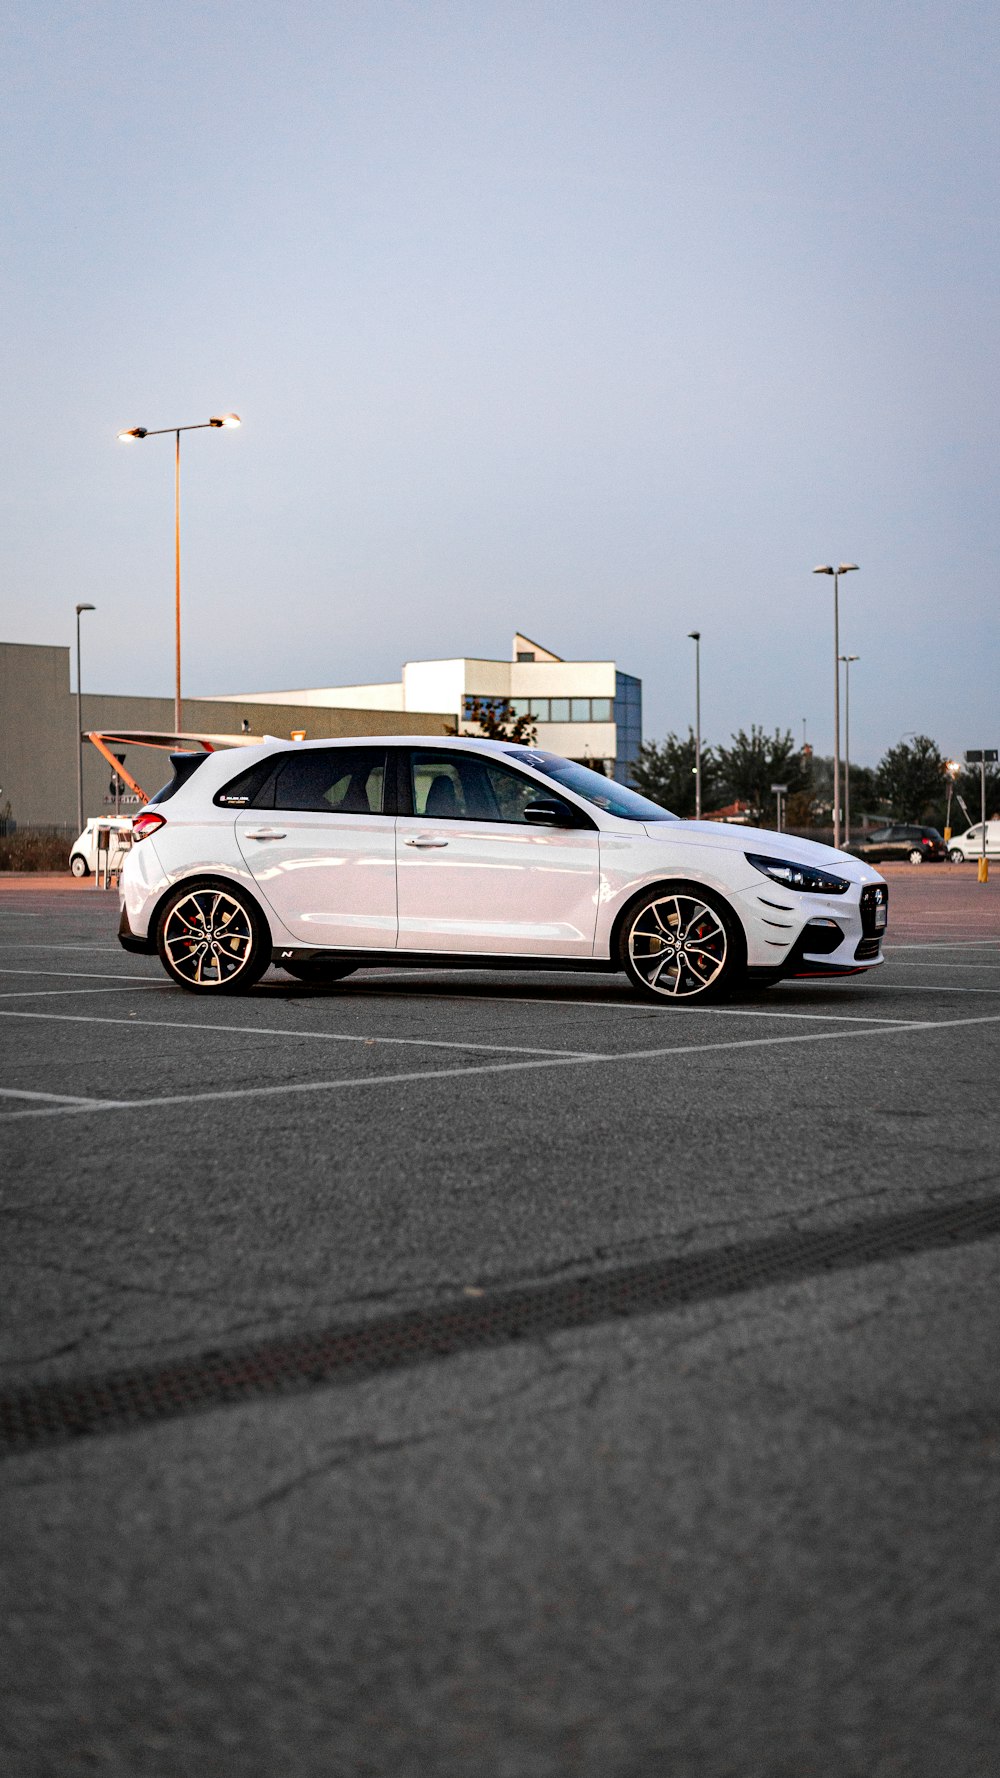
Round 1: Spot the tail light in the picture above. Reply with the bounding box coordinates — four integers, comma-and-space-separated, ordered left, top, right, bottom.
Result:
132, 811, 166, 843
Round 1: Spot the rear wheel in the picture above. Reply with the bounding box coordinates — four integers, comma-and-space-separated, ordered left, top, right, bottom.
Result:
620, 883, 745, 1005
281, 958, 357, 984
70, 853, 88, 878
908, 848, 924, 864
157, 882, 270, 994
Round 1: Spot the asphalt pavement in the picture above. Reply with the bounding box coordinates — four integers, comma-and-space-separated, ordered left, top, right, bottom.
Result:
1, 864, 999, 1777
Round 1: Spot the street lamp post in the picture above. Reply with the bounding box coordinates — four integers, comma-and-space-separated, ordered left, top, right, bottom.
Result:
813, 563, 859, 848
75, 602, 96, 832
838, 654, 859, 845
118, 414, 241, 732
687, 631, 701, 819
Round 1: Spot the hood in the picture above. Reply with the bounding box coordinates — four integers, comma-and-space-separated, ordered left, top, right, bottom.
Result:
645, 820, 870, 872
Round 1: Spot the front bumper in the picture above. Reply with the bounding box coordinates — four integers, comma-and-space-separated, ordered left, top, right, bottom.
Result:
739, 877, 888, 978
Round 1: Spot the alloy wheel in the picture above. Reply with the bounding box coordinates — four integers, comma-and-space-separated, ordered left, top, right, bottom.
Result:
161, 887, 256, 988
627, 892, 729, 999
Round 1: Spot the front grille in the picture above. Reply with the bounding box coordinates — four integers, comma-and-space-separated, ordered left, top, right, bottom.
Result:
860, 883, 888, 937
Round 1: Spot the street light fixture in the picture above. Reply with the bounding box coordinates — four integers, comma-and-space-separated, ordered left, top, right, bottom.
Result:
687, 631, 701, 819
943, 759, 962, 842
75, 603, 96, 832
116, 414, 242, 731
813, 563, 859, 847
838, 654, 859, 845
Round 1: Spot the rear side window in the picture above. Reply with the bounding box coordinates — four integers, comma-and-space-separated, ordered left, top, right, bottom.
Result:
272, 748, 387, 814
215, 758, 281, 808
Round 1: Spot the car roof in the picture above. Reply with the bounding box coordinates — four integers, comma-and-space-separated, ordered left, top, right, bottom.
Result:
257, 734, 523, 753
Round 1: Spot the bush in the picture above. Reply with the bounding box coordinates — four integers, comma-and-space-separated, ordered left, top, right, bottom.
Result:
0, 832, 72, 872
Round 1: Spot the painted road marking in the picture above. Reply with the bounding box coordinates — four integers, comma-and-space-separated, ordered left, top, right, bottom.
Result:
2, 1010, 1000, 1121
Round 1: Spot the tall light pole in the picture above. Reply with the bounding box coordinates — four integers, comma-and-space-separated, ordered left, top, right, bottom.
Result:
839, 654, 859, 845
687, 631, 702, 818
118, 414, 241, 732
813, 563, 859, 848
75, 602, 96, 832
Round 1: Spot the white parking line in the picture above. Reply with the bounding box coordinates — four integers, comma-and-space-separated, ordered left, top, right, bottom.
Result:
0, 1007, 593, 1060
0, 1086, 109, 1107
0, 984, 167, 1000
888, 942, 1000, 950
0, 968, 159, 981
3, 1009, 999, 1121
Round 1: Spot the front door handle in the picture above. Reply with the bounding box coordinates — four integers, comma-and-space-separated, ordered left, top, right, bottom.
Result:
404, 835, 449, 848
244, 828, 287, 840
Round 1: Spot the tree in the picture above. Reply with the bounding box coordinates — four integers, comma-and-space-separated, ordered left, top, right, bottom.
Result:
875, 736, 944, 822
630, 730, 716, 817
446, 698, 537, 745
715, 726, 808, 821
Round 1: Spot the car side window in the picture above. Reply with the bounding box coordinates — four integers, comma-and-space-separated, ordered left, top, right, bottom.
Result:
409, 751, 577, 824
271, 748, 387, 814
867, 828, 890, 843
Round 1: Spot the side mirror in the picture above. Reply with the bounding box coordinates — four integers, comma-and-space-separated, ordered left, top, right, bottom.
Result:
524, 800, 578, 827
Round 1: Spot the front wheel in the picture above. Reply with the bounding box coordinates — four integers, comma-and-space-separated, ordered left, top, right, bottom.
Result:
69, 853, 89, 878
281, 958, 357, 984
157, 881, 271, 993
908, 849, 924, 864
949, 848, 965, 864
620, 883, 745, 1005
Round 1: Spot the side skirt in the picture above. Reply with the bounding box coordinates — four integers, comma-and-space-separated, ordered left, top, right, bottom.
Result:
271, 946, 619, 975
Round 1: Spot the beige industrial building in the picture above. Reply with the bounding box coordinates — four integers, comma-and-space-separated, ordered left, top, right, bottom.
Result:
0, 642, 450, 830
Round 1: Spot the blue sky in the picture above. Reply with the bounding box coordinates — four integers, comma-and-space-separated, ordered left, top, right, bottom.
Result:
2, 0, 998, 763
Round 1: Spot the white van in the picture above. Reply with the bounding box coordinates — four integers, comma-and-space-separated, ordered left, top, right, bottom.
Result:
69, 817, 133, 877
948, 820, 1000, 863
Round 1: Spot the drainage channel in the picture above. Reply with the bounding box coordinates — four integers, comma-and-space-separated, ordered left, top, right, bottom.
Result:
3, 1192, 1000, 1456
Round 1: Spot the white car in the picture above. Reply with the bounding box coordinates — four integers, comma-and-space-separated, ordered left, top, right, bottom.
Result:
947, 820, 1000, 863
118, 737, 889, 1001
69, 817, 133, 878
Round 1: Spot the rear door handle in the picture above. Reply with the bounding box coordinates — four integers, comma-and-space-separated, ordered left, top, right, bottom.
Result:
405, 835, 449, 848
244, 828, 287, 840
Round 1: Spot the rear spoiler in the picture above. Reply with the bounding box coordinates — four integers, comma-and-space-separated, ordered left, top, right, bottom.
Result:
85, 729, 264, 807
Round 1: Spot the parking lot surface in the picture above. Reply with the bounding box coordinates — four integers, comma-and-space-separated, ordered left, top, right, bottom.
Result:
2, 864, 999, 1776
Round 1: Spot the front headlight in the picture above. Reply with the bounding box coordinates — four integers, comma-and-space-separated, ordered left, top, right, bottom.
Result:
745, 852, 850, 895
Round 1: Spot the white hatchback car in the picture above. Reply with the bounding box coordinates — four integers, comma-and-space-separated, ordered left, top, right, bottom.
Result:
118, 737, 889, 1001
69, 817, 133, 878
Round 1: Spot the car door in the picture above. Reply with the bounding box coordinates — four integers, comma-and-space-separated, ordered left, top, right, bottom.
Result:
396, 748, 600, 956
861, 827, 889, 861
234, 745, 397, 948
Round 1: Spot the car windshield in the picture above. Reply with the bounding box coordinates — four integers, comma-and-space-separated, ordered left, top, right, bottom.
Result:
503, 749, 677, 822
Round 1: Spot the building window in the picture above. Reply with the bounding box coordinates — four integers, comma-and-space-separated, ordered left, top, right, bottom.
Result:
481, 695, 621, 725
613, 672, 643, 784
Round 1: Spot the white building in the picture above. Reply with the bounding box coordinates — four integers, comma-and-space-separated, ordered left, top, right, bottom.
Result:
222, 634, 643, 782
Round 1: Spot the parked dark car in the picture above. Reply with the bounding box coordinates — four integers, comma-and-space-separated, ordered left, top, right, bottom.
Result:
845, 824, 947, 864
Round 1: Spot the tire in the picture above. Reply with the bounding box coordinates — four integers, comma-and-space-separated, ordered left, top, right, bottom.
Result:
949, 848, 965, 864
156, 880, 270, 994
908, 849, 924, 864
619, 881, 746, 1005
281, 958, 358, 984
70, 853, 89, 878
